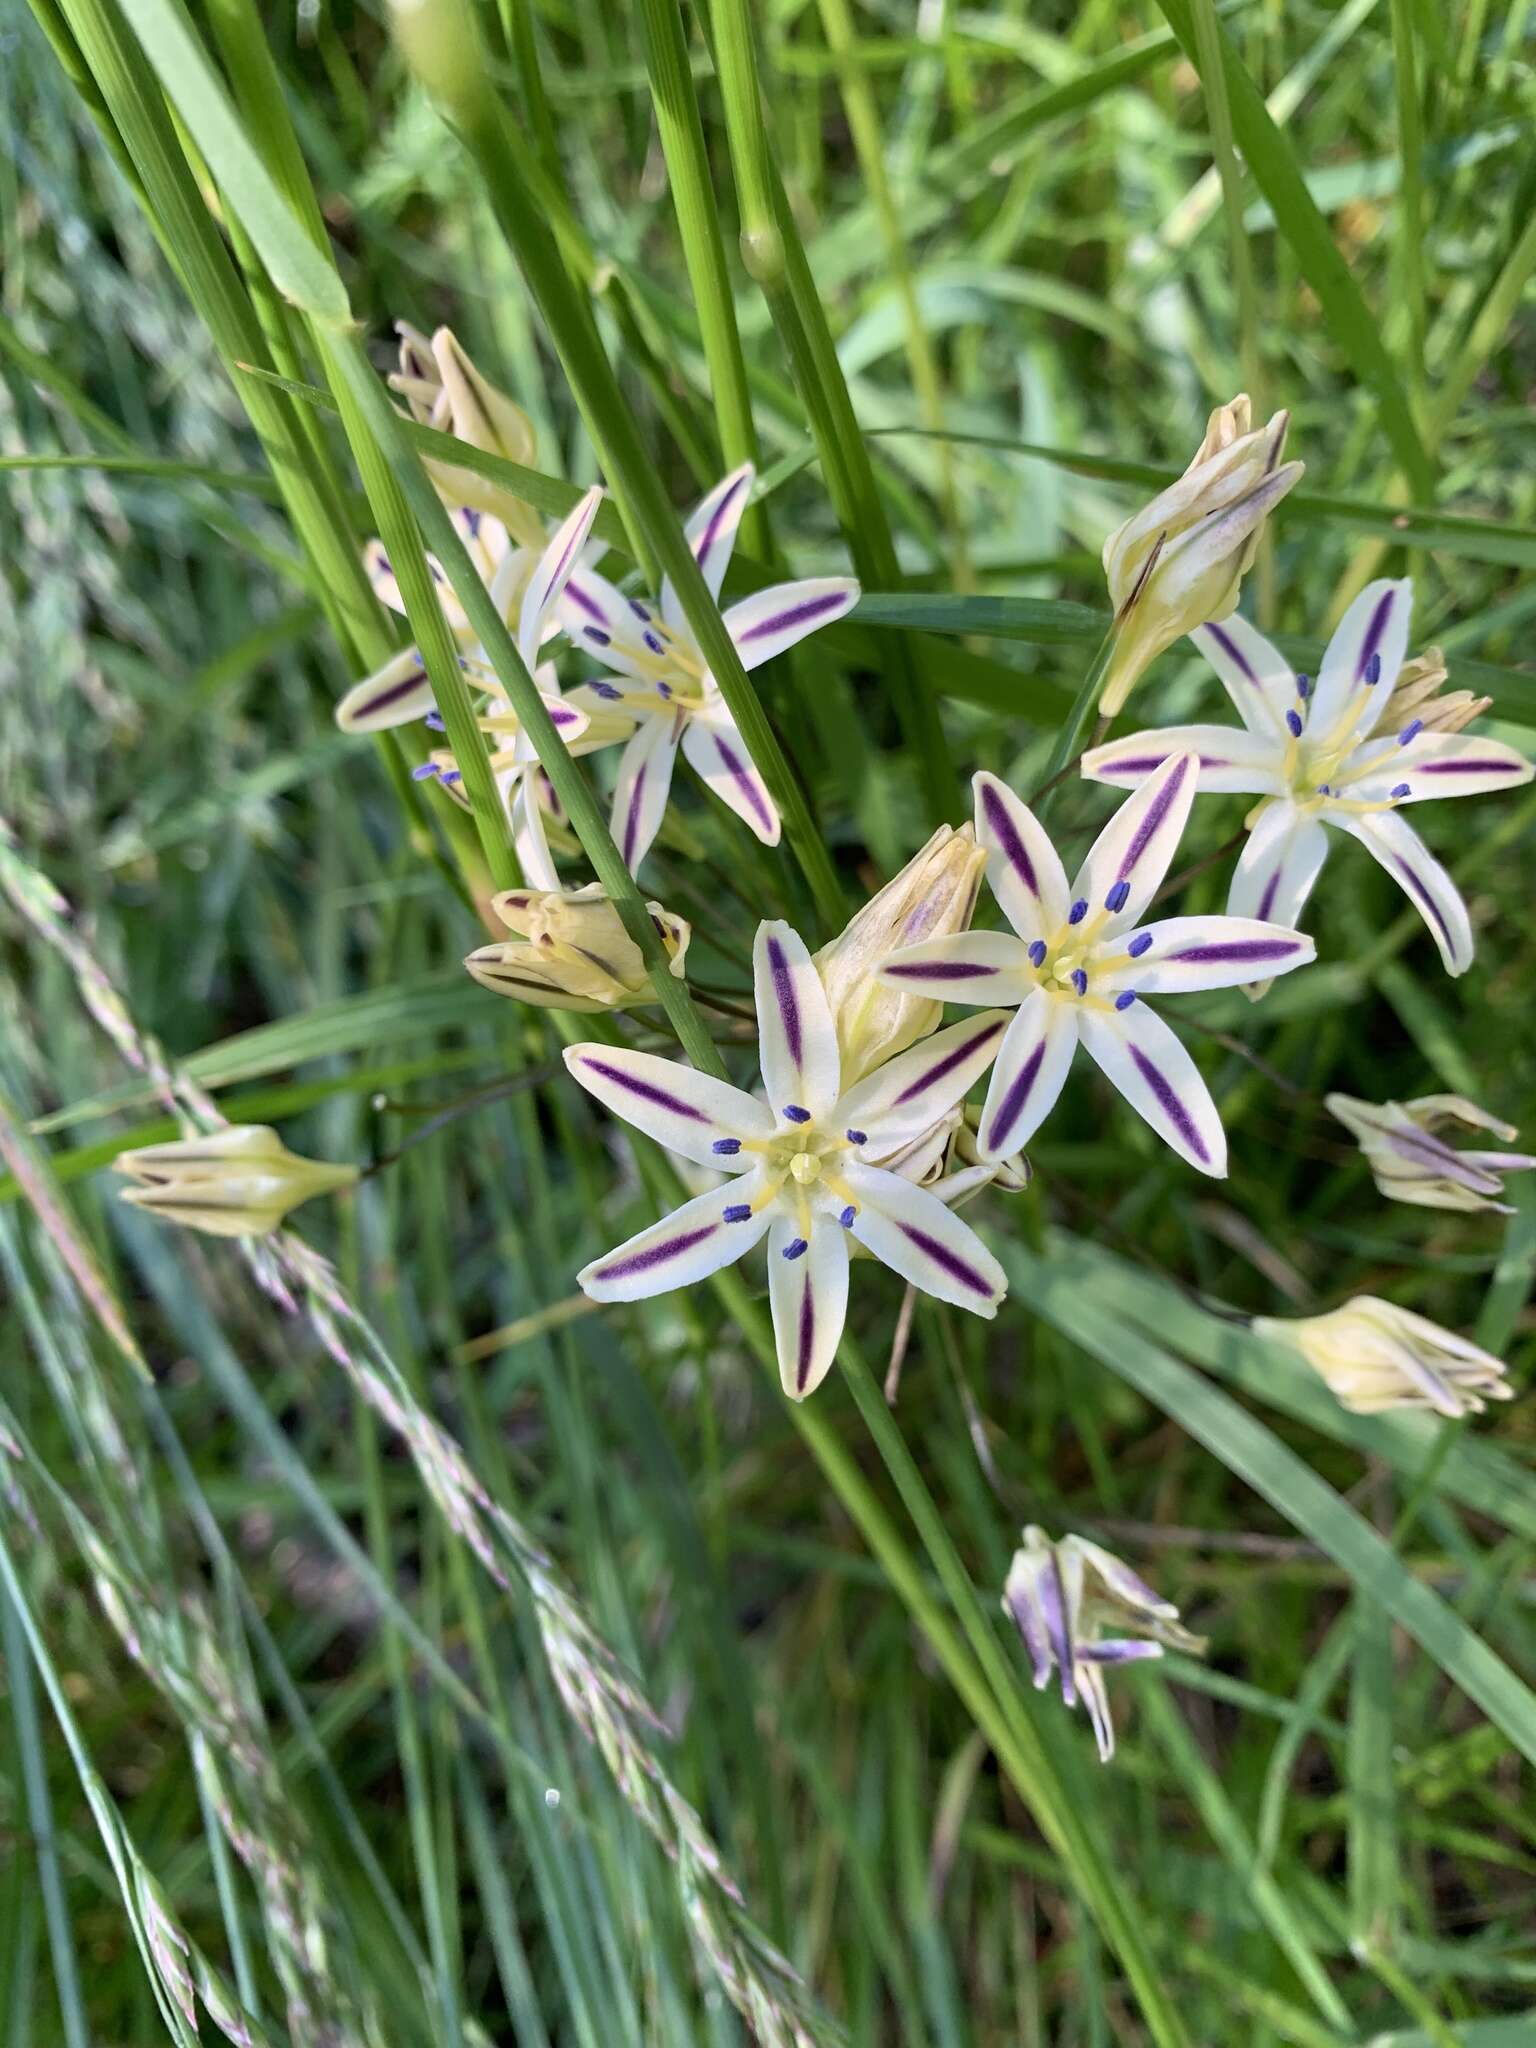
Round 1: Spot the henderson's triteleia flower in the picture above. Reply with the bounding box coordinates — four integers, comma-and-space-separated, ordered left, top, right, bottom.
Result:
1326, 1092, 1536, 1215
464, 882, 691, 1011
1002, 1527, 1203, 1762
1256, 1297, 1512, 1418
813, 822, 987, 1086
559, 465, 860, 871
877, 756, 1315, 1176
1082, 580, 1534, 977
390, 322, 545, 535
1099, 394, 1302, 716
564, 921, 1008, 1400
115, 1127, 357, 1238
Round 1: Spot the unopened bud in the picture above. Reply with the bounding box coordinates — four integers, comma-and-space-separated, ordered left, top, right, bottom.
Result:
115, 1126, 357, 1239
1327, 1091, 1535, 1215
465, 882, 690, 1011
389, 322, 544, 540
1255, 1296, 1512, 1418
1367, 646, 1490, 739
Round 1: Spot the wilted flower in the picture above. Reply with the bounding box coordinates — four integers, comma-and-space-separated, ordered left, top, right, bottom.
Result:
465, 882, 690, 1010
1327, 1092, 1535, 1215
561, 465, 859, 871
1083, 581, 1533, 977
1002, 1527, 1203, 1762
1255, 1297, 1513, 1417
878, 756, 1314, 1176
1099, 394, 1302, 715
391, 322, 544, 538
115, 1127, 357, 1239
565, 920, 1008, 1400
813, 824, 987, 1086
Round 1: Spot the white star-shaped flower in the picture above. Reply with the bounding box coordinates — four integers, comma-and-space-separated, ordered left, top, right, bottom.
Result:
878, 757, 1315, 1175
565, 921, 1007, 1400
1081, 578, 1534, 976
559, 465, 859, 872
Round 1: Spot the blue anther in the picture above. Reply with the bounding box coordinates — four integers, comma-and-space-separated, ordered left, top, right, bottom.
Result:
712, 1138, 741, 1156
1127, 933, 1153, 958
585, 626, 611, 646
724, 1204, 753, 1224
1391, 782, 1410, 799
1104, 881, 1130, 913
1364, 652, 1382, 685
423, 710, 446, 731
783, 1105, 812, 1124
1028, 940, 1047, 967
1398, 719, 1423, 745
1068, 898, 1088, 925
1286, 709, 1304, 738
1071, 968, 1088, 996
1115, 990, 1137, 1011
591, 681, 622, 701
782, 1237, 809, 1261
839, 1205, 856, 1228
845, 1128, 867, 1145
1295, 672, 1311, 699
411, 763, 439, 781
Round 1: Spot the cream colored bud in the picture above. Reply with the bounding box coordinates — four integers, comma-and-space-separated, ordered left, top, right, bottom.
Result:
1255, 1296, 1512, 1418
1327, 1092, 1535, 1214
814, 825, 987, 1085
1368, 646, 1490, 739
116, 1126, 357, 1239
932, 1116, 1032, 1207
465, 883, 690, 1011
387, 322, 543, 541
1099, 397, 1303, 716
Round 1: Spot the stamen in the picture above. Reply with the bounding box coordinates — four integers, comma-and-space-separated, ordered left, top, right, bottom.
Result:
1391, 781, 1410, 799
411, 763, 439, 781
1104, 881, 1130, 913
844, 1128, 867, 1145
782, 1237, 809, 1261
838, 1205, 856, 1227
724, 1204, 753, 1223
1364, 652, 1382, 684
1285, 710, 1303, 738
585, 626, 611, 646
1398, 719, 1423, 745
590, 681, 622, 701
1028, 940, 1047, 967
1071, 968, 1088, 996
1115, 990, 1137, 1011
643, 631, 666, 656
783, 1105, 812, 1124
712, 1138, 741, 1156
1068, 899, 1088, 925
1295, 672, 1311, 698
441, 768, 462, 784
1317, 783, 1331, 796
1127, 933, 1152, 959
423, 710, 446, 730
629, 598, 651, 622
657, 680, 673, 699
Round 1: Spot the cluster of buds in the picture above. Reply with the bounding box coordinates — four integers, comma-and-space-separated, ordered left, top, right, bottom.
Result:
1328, 1092, 1535, 1214
1256, 1297, 1512, 1418
1002, 1528, 1203, 1761
390, 322, 544, 540
115, 1126, 356, 1239
1099, 394, 1302, 716
1365, 645, 1490, 741
465, 883, 690, 1011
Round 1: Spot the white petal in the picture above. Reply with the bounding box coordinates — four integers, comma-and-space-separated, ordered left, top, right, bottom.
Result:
681, 712, 781, 844
972, 772, 1070, 937
335, 647, 433, 733
876, 929, 1036, 1008
564, 1044, 772, 1166
837, 1010, 1011, 1150
1227, 800, 1330, 928
1340, 731, 1534, 805
1335, 809, 1474, 975
1189, 614, 1294, 738
518, 487, 603, 666
1109, 915, 1315, 995
768, 1213, 849, 1401
1071, 752, 1198, 929
1081, 723, 1282, 797
976, 991, 1079, 1159
611, 714, 683, 873
723, 577, 860, 670
753, 920, 842, 1121
560, 565, 664, 682
1078, 1005, 1227, 1177
842, 1162, 1005, 1316
578, 1180, 770, 1301
661, 465, 754, 629
1308, 578, 1412, 748
510, 776, 561, 891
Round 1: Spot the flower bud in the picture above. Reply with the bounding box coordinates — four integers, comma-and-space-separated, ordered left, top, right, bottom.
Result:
465, 883, 690, 1011
814, 824, 986, 1085
389, 322, 544, 542
1099, 395, 1303, 716
931, 1116, 1032, 1207
1366, 646, 1490, 739
1002, 1527, 1203, 1762
1327, 1092, 1535, 1215
115, 1127, 357, 1240
1255, 1296, 1512, 1417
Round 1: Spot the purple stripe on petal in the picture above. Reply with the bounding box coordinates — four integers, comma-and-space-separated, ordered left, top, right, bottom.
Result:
1038, 1558, 1076, 1703
1107, 753, 1229, 773
896, 1221, 994, 1297
1166, 939, 1302, 965
596, 1222, 717, 1281
1256, 870, 1281, 921
1388, 854, 1453, 948
1204, 621, 1257, 682
580, 1056, 710, 1123
712, 733, 775, 833
1356, 588, 1396, 680
736, 589, 848, 643
892, 1017, 1006, 1106
1116, 756, 1189, 882
1417, 757, 1522, 776
987, 1041, 1045, 1152
698, 472, 749, 566
1128, 1046, 1210, 1164
550, 704, 582, 730
1007, 1591, 1054, 1689
622, 767, 647, 868
356, 668, 427, 716
796, 1280, 815, 1393
885, 960, 999, 983
1079, 1639, 1162, 1666
539, 520, 586, 605
980, 782, 1038, 896
767, 936, 802, 1068
564, 576, 606, 624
